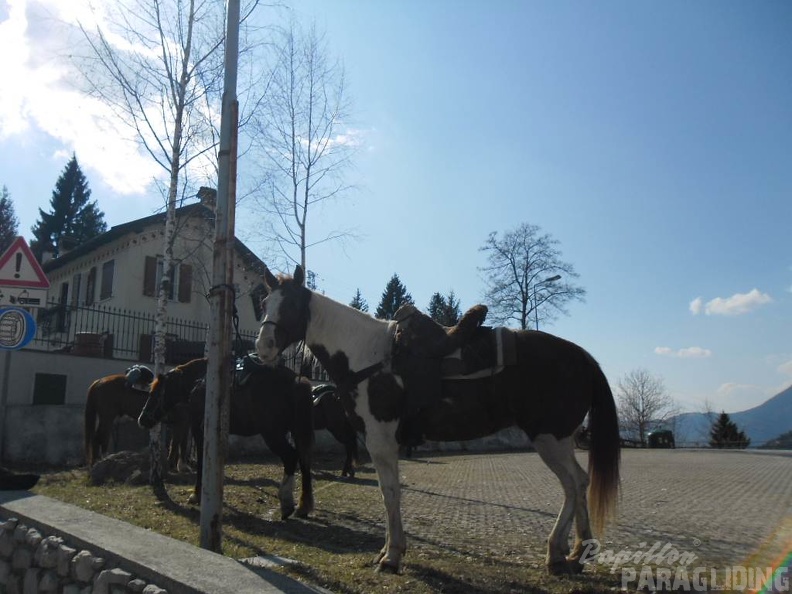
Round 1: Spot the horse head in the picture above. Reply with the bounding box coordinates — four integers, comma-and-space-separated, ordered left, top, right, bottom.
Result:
138, 369, 184, 429
256, 265, 311, 364
138, 374, 167, 429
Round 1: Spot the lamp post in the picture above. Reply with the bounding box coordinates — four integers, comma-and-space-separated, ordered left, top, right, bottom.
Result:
533, 274, 561, 330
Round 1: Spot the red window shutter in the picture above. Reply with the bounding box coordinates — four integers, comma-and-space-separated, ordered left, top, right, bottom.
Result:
143, 256, 157, 297
178, 263, 193, 303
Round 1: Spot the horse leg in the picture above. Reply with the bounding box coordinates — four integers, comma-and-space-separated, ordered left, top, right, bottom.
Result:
365, 422, 405, 573
166, 426, 179, 471
568, 456, 594, 569
188, 428, 203, 505
327, 425, 355, 478
294, 430, 315, 518
96, 416, 112, 462
177, 424, 192, 473
533, 434, 582, 575
262, 433, 300, 520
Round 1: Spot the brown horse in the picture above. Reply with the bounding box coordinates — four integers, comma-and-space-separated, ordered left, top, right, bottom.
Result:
138, 357, 315, 519
312, 383, 361, 478
84, 371, 191, 469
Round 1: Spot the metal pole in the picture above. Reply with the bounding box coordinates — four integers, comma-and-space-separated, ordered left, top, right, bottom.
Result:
200, 0, 239, 553
533, 275, 561, 331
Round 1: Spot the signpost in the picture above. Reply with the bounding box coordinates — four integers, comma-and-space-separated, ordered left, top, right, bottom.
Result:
0, 237, 50, 463
0, 237, 50, 346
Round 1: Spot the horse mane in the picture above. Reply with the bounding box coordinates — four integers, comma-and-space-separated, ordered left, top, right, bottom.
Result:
174, 357, 208, 374
149, 374, 164, 393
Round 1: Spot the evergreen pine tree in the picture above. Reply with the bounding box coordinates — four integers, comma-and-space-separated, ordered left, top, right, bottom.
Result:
0, 186, 19, 254
30, 154, 107, 261
375, 274, 414, 320
427, 293, 445, 323
709, 411, 750, 449
349, 288, 369, 312
427, 291, 462, 326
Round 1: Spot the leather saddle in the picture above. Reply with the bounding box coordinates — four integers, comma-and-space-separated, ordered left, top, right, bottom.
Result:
393, 303, 510, 378
125, 364, 154, 392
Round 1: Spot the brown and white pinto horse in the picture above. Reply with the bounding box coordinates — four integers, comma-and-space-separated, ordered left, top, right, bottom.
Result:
255, 265, 621, 575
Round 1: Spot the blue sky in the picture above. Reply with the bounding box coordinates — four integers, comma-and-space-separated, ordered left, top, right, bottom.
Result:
1, 0, 790, 415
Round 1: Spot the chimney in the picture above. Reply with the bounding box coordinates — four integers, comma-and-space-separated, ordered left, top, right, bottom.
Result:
197, 187, 217, 209
58, 235, 79, 257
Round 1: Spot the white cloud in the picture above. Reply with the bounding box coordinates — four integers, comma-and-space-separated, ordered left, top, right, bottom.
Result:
778, 359, 792, 378
690, 289, 773, 316
689, 297, 703, 315
654, 346, 712, 358
714, 382, 767, 411
0, 0, 162, 194
678, 346, 712, 358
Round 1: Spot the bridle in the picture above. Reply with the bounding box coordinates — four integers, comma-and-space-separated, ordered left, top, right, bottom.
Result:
143, 372, 188, 425
259, 288, 311, 354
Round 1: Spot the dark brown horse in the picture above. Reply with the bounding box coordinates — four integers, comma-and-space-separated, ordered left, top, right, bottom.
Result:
138, 357, 315, 519
312, 383, 361, 478
255, 265, 621, 575
84, 369, 191, 469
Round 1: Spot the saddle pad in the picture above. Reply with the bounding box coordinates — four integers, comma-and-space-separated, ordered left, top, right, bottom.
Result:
440, 327, 515, 379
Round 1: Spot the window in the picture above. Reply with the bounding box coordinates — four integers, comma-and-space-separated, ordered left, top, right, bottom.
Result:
33, 373, 67, 405
86, 267, 97, 306
143, 256, 192, 303
57, 282, 69, 332
71, 273, 82, 306
100, 260, 115, 300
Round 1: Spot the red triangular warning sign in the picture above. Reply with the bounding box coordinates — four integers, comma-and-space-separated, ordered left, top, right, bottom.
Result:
0, 237, 50, 289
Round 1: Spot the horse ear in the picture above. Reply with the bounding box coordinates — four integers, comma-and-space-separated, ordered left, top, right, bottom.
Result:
293, 265, 305, 287
263, 265, 278, 291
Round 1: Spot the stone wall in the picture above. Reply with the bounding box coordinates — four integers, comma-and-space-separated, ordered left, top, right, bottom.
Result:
0, 516, 166, 594
0, 492, 316, 594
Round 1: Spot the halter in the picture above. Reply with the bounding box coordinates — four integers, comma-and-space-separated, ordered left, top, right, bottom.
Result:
259, 287, 311, 355
144, 372, 189, 425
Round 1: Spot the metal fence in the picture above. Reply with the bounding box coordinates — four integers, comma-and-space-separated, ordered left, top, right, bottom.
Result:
28, 301, 329, 381
30, 301, 259, 365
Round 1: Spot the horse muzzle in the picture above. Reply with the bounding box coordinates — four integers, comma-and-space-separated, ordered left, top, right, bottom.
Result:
137, 410, 158, 430
255, 323, 281, 363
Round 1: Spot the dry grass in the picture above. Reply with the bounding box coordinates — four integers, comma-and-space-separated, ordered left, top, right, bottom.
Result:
32, 451, 628, 594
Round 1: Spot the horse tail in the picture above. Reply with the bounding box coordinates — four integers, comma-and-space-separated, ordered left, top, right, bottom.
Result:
587, 361, 621, 535
84, 380, 100, 467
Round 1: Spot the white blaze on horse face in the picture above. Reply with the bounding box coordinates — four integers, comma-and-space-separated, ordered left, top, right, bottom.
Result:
255, 291, 283, 363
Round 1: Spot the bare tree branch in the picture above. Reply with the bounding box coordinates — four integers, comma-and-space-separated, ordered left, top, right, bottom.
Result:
249, 17, 358, 276
479, 223, 586, 329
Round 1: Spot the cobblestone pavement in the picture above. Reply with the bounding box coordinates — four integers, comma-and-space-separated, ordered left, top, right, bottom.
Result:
322, 448, 792, 571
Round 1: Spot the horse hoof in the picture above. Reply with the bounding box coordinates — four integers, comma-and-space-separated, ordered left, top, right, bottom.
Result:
294, 505, 312, 519
280, 505, 296, 520
547, 560, 574, 576
565, 557, 585, 574
375, 560, 400, 575
547, 558, 584, 576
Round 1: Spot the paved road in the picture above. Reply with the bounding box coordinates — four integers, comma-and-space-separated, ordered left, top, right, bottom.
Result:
319, 448, 792, 572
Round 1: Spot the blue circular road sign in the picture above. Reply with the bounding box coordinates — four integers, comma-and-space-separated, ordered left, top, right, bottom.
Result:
0, 307, 37, 350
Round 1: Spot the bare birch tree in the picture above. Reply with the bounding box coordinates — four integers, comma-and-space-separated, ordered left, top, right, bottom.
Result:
72, 0, 260, 491
252, 18, 358, 275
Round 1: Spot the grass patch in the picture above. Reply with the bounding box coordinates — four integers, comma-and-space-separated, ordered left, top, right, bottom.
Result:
32, 453, 629, 594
